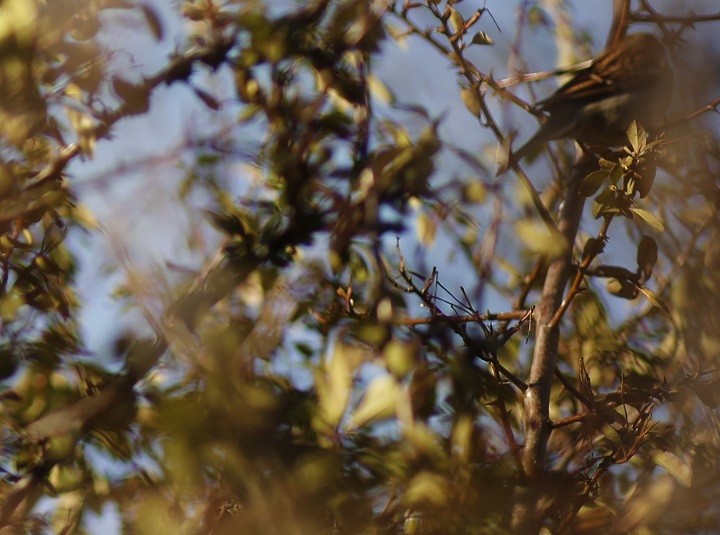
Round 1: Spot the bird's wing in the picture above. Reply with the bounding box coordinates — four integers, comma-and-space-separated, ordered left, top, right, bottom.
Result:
537, 39, 667, 112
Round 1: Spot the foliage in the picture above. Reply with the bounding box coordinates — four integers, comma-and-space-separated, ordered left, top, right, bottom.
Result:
0, 0, 719, 533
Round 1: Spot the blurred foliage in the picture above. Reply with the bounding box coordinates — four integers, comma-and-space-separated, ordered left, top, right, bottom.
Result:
0, 0, 719, 533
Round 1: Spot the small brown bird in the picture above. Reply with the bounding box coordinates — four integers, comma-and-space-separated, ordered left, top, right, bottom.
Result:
511, 33, 673, 163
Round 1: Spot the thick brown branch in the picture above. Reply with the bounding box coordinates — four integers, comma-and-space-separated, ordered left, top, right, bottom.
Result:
511, 155, 592, 532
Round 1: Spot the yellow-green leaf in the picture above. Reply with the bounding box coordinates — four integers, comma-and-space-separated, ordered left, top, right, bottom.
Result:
515, 219, 567, 258
347, 375, 399, 430
638, 287, 670, 314
630, 207, 664, 232
405, 472, 450, 507
317, 345, 357, 428
368, 75, 393, 105
461, 87, 482, 117
470, 31, 494, 45
416, 212, 437, 246
580, 170, 609, 197
652, 450, 692, 488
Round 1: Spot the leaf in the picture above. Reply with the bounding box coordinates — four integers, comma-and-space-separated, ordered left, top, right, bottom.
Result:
636, 235, 658, 280
607, 278, 638, 300
447, 8, 464, 35
461, 87, 482, 117
625, 175, 637, 197
347, 375, 399, 430
515, 219, 567, 258
638, 287, 670, 313
368, 75, 393, 104
317, 345, 354, 428
609, 162, 624, 183
415, 212, 436, 246
627, 120, 647, 154
470, 32, 494, 46
580, 170, 609, 197
384, 340, 418, 378
635, 156, 658, 198
0, 289, 25, 321
404, 472, 450, 507
606, 278, 623, 295
598, 158, 615, 169
592, 186, 617, 218
630, 207, 664, 232
463, 181, 486, 203
601, 424, 621, 444
574, 293, 611, 339
627, 121, 639, 152
652, 450, 692, 488
450, 415, 473, 462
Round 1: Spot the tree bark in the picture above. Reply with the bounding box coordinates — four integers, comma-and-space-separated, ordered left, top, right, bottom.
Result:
511, 155, 593, 532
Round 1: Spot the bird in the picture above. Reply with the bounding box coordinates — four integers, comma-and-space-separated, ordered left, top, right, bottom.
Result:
510, 33, 673, 165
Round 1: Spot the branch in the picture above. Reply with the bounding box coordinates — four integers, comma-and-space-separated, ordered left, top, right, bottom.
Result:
391, 4, 558, 232
397, 310, 532, 326
607, 0, 631, 48
630, 10, 720, 24
671, 95, 720, 126
388, 253, 528, 392
511, 155, 593, 532
548, 214, 613, 329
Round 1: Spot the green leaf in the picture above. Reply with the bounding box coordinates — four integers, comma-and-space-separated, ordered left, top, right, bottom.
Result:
463, 181, 486, 203
630, 207, 664, 232
0, 289, 24, 321
368, 75, 393, 105
461, 87, 482, 117
574, 293, 611, 339
609, 162, 624, 183
606, 278, 623, 295
626, 120, 647, 154
592, 187, 617, 218
347, 375, 399, 430
515, 219, 567, 258
384, 340, 418, 378
607, 278, 638, 299
580, 170, 609, 197
625, 175, 637, 197
404, 472, 450, 507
